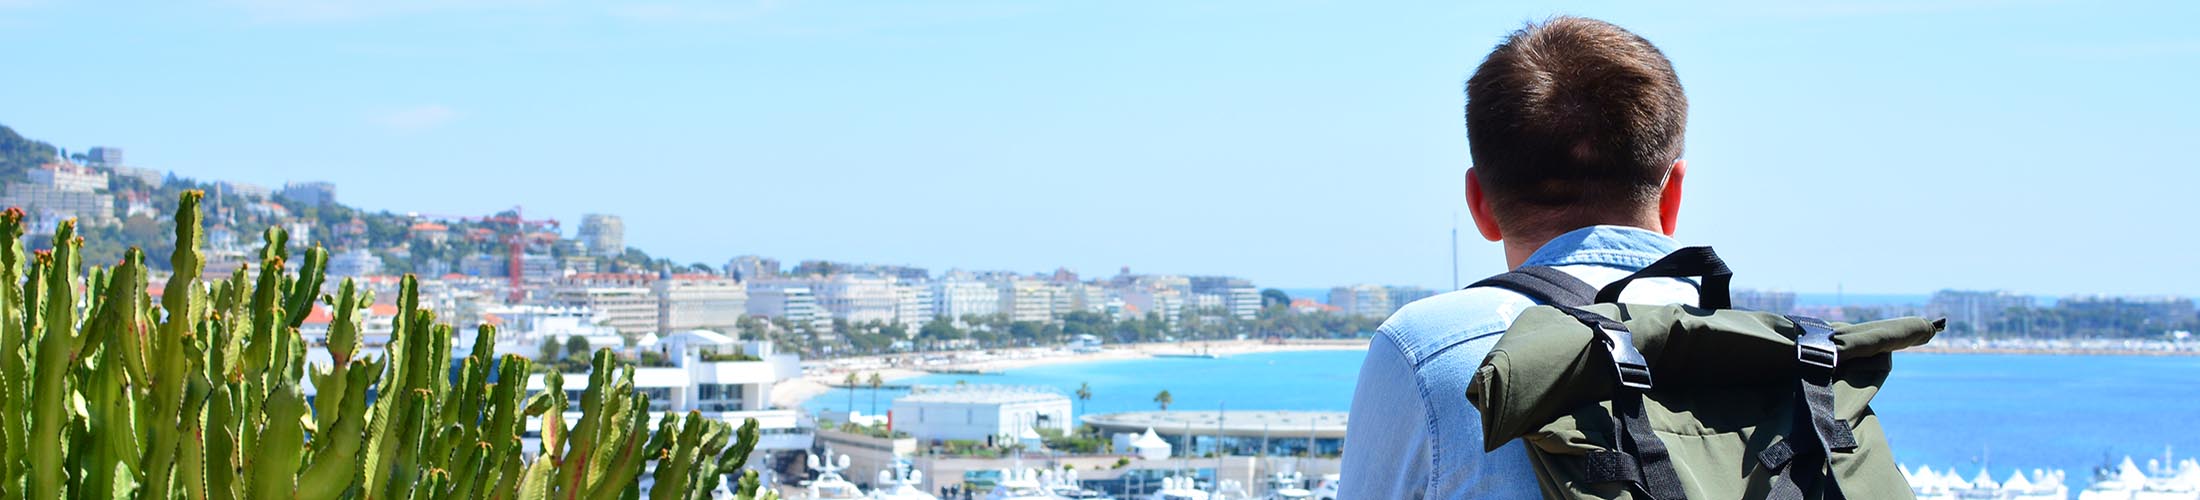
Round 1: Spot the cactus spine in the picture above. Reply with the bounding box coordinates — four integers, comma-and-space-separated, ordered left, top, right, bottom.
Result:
0, 192, 779, 500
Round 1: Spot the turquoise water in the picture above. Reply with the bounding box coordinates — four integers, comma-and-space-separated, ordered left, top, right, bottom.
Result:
806, 350, 2200, 482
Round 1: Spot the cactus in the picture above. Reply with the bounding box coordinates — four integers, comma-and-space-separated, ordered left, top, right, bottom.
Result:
0, 192, 780, 500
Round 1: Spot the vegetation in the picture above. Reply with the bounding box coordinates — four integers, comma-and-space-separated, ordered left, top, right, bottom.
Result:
0, 191, 778, 499
1153, 390, 1173, 411
1075, 382, 1093, 418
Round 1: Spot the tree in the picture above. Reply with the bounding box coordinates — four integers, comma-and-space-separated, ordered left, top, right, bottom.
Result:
564, 335, 592, 360
1153, 389, 1173, 412
1076, 382, 1093, 418
844, 372, 860, 414
867, 372, 885, 415
1261, 288, 1292, 308
538, 338, 561, 362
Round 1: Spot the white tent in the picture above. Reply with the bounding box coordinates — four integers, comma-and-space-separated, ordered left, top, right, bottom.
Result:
1131, 428, 1172, 461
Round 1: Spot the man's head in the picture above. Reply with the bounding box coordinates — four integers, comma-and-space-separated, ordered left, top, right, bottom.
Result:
1464, 16, 1688, 251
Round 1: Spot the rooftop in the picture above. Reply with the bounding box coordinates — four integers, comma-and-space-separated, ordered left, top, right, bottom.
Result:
1083, 411, 1349, 439
895, 385, 1067, 405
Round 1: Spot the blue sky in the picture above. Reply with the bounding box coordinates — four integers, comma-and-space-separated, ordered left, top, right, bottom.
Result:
1, 1, 2194, 295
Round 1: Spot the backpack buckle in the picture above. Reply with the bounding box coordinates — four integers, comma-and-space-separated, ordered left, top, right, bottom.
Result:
1594, 324, 1655, 390
1789, 315, 1840, 371
1797, 342, 1837, 370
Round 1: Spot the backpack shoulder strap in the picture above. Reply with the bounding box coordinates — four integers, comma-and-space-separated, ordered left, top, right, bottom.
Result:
1467, 266, 1597, 307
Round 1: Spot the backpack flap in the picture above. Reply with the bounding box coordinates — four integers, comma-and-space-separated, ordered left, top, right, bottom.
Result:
1467, 304, 1942, 452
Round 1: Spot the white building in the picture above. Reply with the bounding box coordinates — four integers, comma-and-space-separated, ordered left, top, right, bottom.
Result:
2, 161, 114, 225
931, 278, 999, 323
748, 280, 832, 331
327, 248, 383, 278
890, 385, 1073, 443
1122, 286, 1185, 324
576, 214, 624, 257
278, 181, 337, 207
892, 282, 935, 331
524, 330, 810, 456
1329, 284, 1393, 318
997, 279, 1057, 323
814, 275, 898, 325
548, 275, 658, 335
654, 274, 746, 332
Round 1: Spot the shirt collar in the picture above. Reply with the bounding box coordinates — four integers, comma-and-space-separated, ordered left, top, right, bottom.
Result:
1518, 225, 1680, 271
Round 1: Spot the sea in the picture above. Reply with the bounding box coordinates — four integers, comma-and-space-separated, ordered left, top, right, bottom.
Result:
804, 350, 2200, 485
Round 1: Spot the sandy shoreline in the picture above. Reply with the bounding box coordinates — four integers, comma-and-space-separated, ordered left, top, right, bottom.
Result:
769, 339, 1368, 409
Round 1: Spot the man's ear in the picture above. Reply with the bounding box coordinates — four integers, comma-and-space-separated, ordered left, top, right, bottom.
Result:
1466, 168, 1504, 241
1657, 160, 1686, 236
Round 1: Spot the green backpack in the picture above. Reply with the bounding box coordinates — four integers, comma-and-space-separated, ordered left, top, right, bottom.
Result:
1464, 247, 1942, 500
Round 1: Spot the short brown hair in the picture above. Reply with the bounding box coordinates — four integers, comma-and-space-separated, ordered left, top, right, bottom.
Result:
1466, 16, 1686, 234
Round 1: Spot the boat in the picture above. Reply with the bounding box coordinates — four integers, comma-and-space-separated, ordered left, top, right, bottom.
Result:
1146, 476, 1208, 500
1038, 467, 1114, 499
871, 457, 938, 500
2076, 448, 2200, 500
1260, 470, 1313, 500
1307, 474, 1338, 500
806, 447, 867, 500
984, 467, 1059, 500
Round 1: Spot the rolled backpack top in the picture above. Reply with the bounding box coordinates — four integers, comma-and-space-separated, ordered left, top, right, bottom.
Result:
1465, 247, 1943, 500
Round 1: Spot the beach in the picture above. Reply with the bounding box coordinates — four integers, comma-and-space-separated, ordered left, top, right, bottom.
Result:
769, 339, 1369, 409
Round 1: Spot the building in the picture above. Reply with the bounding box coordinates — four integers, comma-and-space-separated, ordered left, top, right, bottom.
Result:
278, 181, 337, 207
748, 280, 831, 331
1190, 277, 1261, 320
1733, 289, 1799, 315
814, 275, 898, 325
1385, 286, 1437, 312
725, 255, 780, 282
523, 330, 810, 458
997, 279, 1058, 323
327, 248, 383, 278
654, 273, 747, 333
1329, 285, 1393, 318
213, 180, 271, 200
109, 165, 163, 187
1083, 411, 1348, 458
85, 146, 123, 166
932, 278, 1000, 324
547, 274, 660, 336
892, 282, 936, 330
2056, 295, 2197, 333
1122, 286, 1185, 324
890, 385, 1073, 443
1927, 290, 2034, 336
2, 161, 116, 226
577, 214, 625, 257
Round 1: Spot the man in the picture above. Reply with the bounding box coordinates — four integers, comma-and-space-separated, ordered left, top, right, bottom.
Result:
1340, 17, 1699, 499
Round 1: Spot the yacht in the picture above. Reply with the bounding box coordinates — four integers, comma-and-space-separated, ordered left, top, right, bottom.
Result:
1260, 470, 1312, 500
2077, 450, 2200, 500
1146, 476, 1209, 500
1038, 467, 1113, 499
870, 458, 938, 500
1307, 474, 1338, 500
806, 448, 867, 500
985, 467, 1060, 500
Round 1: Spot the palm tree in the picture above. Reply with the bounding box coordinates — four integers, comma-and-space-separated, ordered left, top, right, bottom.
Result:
843, 372, 859, 415
1075, 382, 1093, 418
867, 372, 885, 415
1153, 389, 1173, 412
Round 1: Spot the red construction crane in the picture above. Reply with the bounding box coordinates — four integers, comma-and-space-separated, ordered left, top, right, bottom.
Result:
409, 206, 559, 302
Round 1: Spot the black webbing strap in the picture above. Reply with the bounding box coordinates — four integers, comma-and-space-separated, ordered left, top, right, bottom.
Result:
1556, 305, 1686, 500
1765, 315, 1855, 500
1759, 441, 1806, 500
1788, 316, 1858, 452
1594, 246, 1733, 309
1581, 451, 1642, 485
1468, 266, 1597, 307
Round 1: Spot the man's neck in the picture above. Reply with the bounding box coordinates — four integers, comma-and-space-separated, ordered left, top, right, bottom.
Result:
1502, 221, 1665, 269
1502, 237, 1549, 270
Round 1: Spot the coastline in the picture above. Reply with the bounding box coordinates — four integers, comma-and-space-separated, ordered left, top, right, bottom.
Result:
769, 339, 1369, 409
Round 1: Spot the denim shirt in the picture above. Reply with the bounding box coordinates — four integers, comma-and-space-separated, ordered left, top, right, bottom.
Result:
1339, 226, 1697, 499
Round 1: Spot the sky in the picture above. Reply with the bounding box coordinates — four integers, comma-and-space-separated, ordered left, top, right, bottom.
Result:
0, 0, 2195, 296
